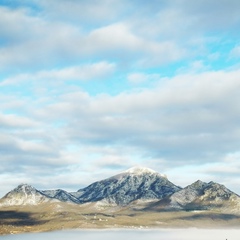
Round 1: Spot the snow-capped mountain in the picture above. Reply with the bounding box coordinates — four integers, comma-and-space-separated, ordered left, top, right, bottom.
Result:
148, 180, 240, 212
0, 167, 239, 212
76, 166, 181, 205
0, 184, 56, 206
0, 167, 181, 207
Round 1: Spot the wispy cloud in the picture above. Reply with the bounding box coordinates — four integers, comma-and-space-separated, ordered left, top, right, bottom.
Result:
0, 62, 115, 86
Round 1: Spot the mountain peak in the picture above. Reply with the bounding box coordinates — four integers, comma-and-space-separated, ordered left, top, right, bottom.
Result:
121, 166, 167, 178
15, 184, 36, 192
0, 184, 55, 206
124, 166, 156, 175
77, 166, 178, 205
109, 166, 168, 182
190, 180, 207, 189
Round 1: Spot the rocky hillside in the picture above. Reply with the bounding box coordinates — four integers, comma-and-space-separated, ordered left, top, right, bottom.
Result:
0, 167, 239, 213
76, 167, 181, 205
0, 184, 56, 206
0, 167, 181, 206
146, 180, 240, 212
42, 189, 80, 204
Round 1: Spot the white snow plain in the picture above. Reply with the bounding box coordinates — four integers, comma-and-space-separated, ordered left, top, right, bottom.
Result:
1, 229, 239, 240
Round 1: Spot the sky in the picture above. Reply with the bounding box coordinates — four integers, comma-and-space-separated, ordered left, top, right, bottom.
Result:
1, 0, 240, 197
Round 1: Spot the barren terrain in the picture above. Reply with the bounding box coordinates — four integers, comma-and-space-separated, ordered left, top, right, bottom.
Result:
1, 202, 240, 235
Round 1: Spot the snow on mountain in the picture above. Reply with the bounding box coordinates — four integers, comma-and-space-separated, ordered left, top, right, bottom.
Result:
0, 167, 239, 212
0, 184, 56, 206
149, 180, 240, 212
112, 166, 167, 180
42, 189, 80, 204
0, 167, 177, 207
77, 167, 181, 205
166, 180, 209, 209
200, 181, 240, 212
125, 166, 156, 174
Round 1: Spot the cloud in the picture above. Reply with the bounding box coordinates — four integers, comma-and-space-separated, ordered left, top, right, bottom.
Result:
0, 5, 86, 72
127, 73, 160, 84
0, 62, 116, 86
36, 0, 128, 25
177, 0, 240, 32
229, 45, 240, 58
134, 0, 240, 39
85, 22, 183, 66
28, 68, 240, 167
0, 113, 39, 129
127, 73, 148, 84
1, 66, 240, 196
0, 6, 40, 44
1, 0, 240, 73
0, 5, 186, 73
88, 23, 141, 52
1, 0, 240, 196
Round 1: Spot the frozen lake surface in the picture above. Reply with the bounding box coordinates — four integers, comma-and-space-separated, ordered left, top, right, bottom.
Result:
1, 229, 239, 240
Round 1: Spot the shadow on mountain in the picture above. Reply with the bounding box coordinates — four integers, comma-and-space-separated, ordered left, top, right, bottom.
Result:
140, 198, 184, 212
83, 213, 115, 217
0, 210, 48, 226
176, 213, 240, 221
141, 198, 228, 213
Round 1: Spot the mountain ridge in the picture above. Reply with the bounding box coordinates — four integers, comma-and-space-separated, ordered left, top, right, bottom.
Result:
0, 167, 239, 214
0, 184, 58, 206
145, 180, 240, 213
76, 166, 180, 205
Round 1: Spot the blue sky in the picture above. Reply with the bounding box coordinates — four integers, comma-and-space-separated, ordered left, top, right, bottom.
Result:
1, 0, 240, 197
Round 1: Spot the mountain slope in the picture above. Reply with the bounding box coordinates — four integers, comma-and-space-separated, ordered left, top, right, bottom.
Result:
77, 167, 181, 205
146, 180, 240, 212
1, 168, 239, 212
0, 184, 56, 206
42, 189, 80, 204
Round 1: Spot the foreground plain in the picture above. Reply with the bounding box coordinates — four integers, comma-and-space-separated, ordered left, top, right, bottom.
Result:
1, 202, 240, 235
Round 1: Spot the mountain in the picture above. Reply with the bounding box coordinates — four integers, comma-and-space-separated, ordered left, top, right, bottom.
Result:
0, 184, 56, 206
76, 166, 181, 205
0, 167, 239, 212
0, 167, 181, 207
146, 180, 240, 212
42, 189, 80, 204
1, 170, 240, 234
0, 185, 82, 206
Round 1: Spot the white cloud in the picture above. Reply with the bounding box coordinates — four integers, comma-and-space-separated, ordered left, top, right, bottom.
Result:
1, 0, 240, 196
1, 68, 240, 189
0, 62, 115, 86
87, 22, 186, 66
37, 0, 128, 25
26, 69, 240, 168
127, 73, 160, 84
0, 5, 85, 71
178, 60, 209, 74
42, 62, 116, 81
128, 73, 148, 84
177, 0, 240, 31
0, 113, 39, 128
1, 0, 240, 74
88, 23, 144, 52
229, 45, 240, 58
0, 6, 40, 43
0, 8, 186, 72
